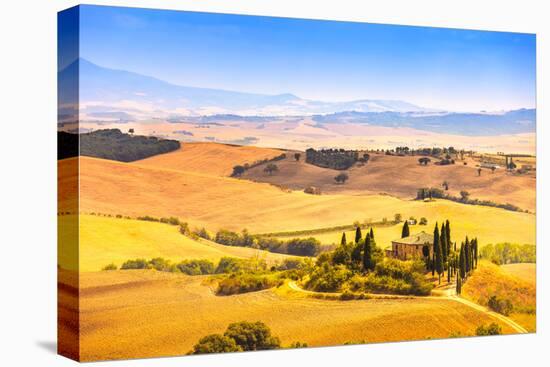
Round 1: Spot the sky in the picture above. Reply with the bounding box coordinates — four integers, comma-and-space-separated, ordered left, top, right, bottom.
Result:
78, 5, 536, 112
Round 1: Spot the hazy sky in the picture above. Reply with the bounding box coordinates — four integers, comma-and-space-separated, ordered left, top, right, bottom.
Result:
79, 5, 536, 112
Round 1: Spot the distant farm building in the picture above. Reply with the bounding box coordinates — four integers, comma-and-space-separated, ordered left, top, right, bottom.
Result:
386, 231, 433, 260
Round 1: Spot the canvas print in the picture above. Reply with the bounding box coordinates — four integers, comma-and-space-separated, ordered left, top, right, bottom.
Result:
58, 5, 536, 362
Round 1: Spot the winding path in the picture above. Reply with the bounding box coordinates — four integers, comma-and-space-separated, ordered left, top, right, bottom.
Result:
287, 281, 528, 334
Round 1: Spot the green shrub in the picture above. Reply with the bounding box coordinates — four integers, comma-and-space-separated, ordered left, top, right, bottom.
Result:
177, 259, 215, 275
475, 323, 502, 336
193, 227, 210, 240
276, 258, 307, 271
216, 273, 282, 295
286, 238, 321, 256
487, 295, 513, 316
136, 215, 160, 222
306, 263, 352, 292
224, 321, 281, 351
288, 341, 308, 348
348, 259, 432, 296
215, 257, 266, 274
102, 263, 118, 271
160, 217, 181, 226
215, 229, 242, 246
191, 334, 242, 354
120, 258, 150, 270
148, 257, 173, 272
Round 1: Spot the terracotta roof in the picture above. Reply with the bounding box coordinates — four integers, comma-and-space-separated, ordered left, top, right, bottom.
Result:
392, 231, 433, 245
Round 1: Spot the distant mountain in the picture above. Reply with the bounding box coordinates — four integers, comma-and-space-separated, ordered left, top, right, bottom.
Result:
312, 109, 536, 136
60, 59, 431, 119
58, 59, 536, 136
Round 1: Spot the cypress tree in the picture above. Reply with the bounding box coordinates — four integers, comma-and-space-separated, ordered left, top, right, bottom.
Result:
474, 238, 479, 269
341, 232, 347, 246
434, 223, 443, 283
401, 221, 410, 238
370, 227, 374, 241
456, 274, 462, 295
351, 241, 363, 265
363, 233, 374, 271
355, 227, 362, 244
445, 219, 451, 255
464, 237, 471, 274
440, 222, 448, 263
459, 243, 466, 280
432, 223, 439, 276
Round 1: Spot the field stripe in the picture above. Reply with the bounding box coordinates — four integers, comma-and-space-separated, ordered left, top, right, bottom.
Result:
287, 281, 528, 334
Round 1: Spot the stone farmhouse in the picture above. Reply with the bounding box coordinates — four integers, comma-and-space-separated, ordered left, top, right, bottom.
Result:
386, 231, 433, 260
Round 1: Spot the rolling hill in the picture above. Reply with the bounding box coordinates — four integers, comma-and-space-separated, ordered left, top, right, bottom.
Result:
60, 269, 516, 361
58, 215, 299, 272
134, 142, 284, 177
57, 154, 535, 247
462, 261, 536, 331
241, 151, 536, 212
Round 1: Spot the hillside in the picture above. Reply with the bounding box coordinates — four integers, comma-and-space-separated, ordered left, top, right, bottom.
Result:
134, 142, 284, 177
57, 156, 535, 247
241, 151, 536, 212
462, 261, 536, 331
501, 263, 536, 285
58, 215, 299, 272
60, 269, 516, 361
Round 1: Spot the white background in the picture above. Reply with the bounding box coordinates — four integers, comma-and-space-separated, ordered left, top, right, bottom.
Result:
0, 0, 547, 365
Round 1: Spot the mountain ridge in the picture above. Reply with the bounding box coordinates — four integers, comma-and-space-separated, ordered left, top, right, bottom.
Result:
58, 58, 536, 136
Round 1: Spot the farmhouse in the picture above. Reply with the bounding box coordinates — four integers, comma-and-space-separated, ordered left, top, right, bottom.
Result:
386, 231, 433, 260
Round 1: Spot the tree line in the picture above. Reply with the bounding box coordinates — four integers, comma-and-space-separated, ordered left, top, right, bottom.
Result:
74, 129, 181, 162
208, 228, 321, 257
416, 187, 524, 212
305, 148, 368, 170
231, 153, 286, 177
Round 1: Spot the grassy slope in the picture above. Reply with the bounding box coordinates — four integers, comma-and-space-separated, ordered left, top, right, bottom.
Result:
501, 263, 536, 284
61, 270, 516, 361
241, 152, 535, 212
59, 215, 299, 272
59, 157, 535, 247
462, 261, 536, 332
133, 142, 284, 177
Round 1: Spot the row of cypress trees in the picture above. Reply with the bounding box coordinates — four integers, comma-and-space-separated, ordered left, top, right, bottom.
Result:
456, 237, 479, 294
424, 220, 478, 286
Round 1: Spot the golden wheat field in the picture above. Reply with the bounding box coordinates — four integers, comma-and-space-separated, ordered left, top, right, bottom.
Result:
58, 215, 300, 272
134, 142, 284, 177
462, 261, 536, 331
59, 269, 516, 361
271, 217, 533, 250
242, 151, 536, 212
57, 156, 535, 247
